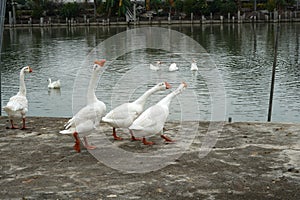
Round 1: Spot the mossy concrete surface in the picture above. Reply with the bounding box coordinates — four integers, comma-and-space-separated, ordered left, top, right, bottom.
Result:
0, 116, 299, 199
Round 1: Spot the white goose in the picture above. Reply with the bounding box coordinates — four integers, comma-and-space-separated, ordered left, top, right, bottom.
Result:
169, 63, 178, 72
59, 60, 106, 153
3, 66, 33, 129
102, 82, 171, 141
190, 59, 198, 71
48, 78, 61, 89
129, 82, 187, 145
150, 61, 162, 71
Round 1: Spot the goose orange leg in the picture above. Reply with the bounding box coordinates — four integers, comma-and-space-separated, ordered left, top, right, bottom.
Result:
161, 135, 175, 143
20, 118, 27, 130
130, 130, 142, 141
142, 137, 154, 145
131, 135, 142, 141
112, 127, 123, 140
73, 132, 81, 153
9, 119, 18, 129
83, 136, 96, 150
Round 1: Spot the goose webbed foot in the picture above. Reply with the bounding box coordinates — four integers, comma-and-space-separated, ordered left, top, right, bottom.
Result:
112, 128, 123, 140
161, 135, 175, 143
8, 125, 18, 129
7, 120, 18, 129
142, 138, 154, 145
20, 118, 27, 130
84, 136, 96, 150
131, 135, 142, 141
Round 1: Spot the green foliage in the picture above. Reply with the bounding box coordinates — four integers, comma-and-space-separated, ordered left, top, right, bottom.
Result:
266, 0, 276, 11
31, 5, 43, 19
208, 0, 221, 14
257, 3, 266, 10
183, 0, 193, 14
151, 0, 162, 12
207, 0, 237, 15
43, 1, 60, 16
118, 0, 131, 16
266, 0, 287, 11
60, 3, 81, 19
183, 0, 208, 15
105, 0, 131, 17
174, 0, 184, 12
97, 2, 107, 16
275, 0, 287, 10
220, 0, 237, 15
242, 3, 253, 9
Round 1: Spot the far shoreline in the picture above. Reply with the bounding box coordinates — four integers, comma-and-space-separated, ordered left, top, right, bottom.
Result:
4, 18, 300, 28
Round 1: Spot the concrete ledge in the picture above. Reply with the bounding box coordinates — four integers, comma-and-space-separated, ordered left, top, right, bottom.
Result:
0, 116, 299, 199
4, 18, 300, 28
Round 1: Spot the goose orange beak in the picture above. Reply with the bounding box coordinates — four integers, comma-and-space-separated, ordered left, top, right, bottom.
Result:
165, 82, 171, 89
182, 82, 187, 88
94, 59, 106, 67
28, 66, 33, 73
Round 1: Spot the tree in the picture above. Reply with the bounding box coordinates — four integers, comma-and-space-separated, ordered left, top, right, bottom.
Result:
220, 0, 237, 15
60, 2, 81, 19
183, 0, 208, 15
106, 0, 130, 17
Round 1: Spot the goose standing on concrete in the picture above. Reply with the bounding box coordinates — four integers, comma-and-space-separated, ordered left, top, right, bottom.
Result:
102, 82, 171, 141
129, 82, 187, 145
60, 60, 106, 153
3, 66, 33, 129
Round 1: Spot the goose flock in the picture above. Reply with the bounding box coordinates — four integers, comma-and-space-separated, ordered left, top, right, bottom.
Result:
149, 60, 198, 72
3, 59, 196, 152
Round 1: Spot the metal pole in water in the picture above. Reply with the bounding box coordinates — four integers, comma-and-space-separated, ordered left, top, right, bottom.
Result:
267, 23, 280, 122
0, 0, 7, 116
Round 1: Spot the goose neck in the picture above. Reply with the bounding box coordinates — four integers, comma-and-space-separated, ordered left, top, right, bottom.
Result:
134, 86, 157, 106
18, 69, 26, 96
86, 70, 99, 104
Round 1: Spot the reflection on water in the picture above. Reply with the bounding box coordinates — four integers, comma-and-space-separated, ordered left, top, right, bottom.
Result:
1, 24, 300, 122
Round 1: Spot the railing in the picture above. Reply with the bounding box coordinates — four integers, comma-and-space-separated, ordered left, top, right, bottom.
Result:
126, 7, 134, 22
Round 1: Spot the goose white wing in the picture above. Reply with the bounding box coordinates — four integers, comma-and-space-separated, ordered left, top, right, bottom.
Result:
3, 95, 28, 117
60, 101, 106, 134
102, 103, 141, 128
129, 105, 168, 138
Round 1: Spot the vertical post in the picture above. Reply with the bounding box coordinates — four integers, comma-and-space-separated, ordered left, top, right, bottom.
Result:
0, 0, 7, 116
268, 24, 280, 122
8, 11, 12, 26
12, 1, 16, 25
133, 1, 136, 24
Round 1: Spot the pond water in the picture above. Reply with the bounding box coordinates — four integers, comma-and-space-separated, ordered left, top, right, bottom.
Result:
1, 23, 300, 123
